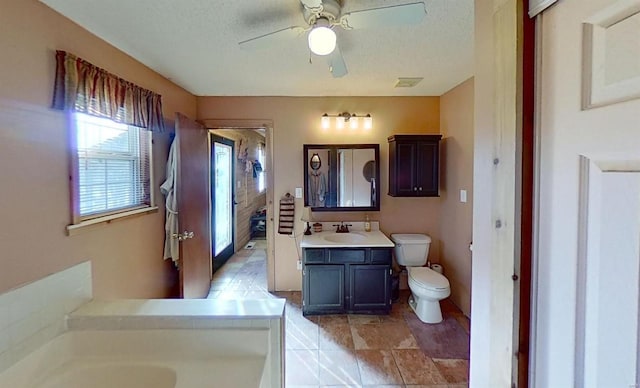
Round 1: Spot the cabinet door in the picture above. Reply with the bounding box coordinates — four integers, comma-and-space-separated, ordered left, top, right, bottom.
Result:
349, 265, 391, 312
393, 142, 418, 196
416, 141, 439, 196
303, 265, 345, 314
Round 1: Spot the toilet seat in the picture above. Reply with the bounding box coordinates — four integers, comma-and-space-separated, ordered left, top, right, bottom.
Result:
409, 267, 449, 291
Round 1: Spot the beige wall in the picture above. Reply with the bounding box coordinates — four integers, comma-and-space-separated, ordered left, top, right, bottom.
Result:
197, 97, 441, 291
439, 77, 474, 317
0, 0, 196, 297
212, 129, 267, 251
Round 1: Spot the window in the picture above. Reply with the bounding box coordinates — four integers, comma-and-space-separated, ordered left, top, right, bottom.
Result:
258, 142, 266, 192
71, 112, 153, 222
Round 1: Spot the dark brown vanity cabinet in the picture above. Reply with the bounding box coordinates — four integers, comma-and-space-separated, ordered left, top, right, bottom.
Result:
388, 134, 442, 197
302, 248, 392, 315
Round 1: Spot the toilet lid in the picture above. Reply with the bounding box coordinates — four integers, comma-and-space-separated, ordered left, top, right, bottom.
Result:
409, 267, 449, 290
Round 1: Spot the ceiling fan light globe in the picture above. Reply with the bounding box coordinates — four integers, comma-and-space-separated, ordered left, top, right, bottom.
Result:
308, 26, 336, 56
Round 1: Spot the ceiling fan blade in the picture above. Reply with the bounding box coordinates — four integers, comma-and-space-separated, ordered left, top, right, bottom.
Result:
341, 2, 426, 30
300, 0, 323, 10
239, 26, 307, 50
328, 44, 348, 78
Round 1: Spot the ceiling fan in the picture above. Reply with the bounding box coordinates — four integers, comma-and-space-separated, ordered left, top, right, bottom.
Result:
238, 0, 427, 78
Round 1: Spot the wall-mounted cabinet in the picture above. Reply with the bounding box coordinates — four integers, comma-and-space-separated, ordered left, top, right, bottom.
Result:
388, 134, 442, 197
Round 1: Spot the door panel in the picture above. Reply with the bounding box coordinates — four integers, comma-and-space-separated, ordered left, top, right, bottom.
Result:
211, 135, 234, 272
576, 159, 640, 387
303, 265, 345, 312
176, 113, 211, 299
349, 264, 390, 311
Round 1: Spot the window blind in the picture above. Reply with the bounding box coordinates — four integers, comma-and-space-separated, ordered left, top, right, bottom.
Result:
75, 113, 151, 218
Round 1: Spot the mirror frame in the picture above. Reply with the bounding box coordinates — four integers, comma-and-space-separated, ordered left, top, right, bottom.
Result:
303, 144, 380, 212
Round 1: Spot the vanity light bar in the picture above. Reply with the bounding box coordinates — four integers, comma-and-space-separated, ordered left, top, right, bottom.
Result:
320, 113, 372, 130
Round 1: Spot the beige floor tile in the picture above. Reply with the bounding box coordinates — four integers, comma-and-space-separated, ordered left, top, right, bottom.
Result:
318, 314, 350, 327
287, 314, 319, 350
318, 348, 362, 386
348, 314, 381, 324
286, 349, 320, 386
392, 349, 447, 386
351, 323, 418, 350
319, 323, 355, 350
431, 359, 469, 384
355, 349, 404, 385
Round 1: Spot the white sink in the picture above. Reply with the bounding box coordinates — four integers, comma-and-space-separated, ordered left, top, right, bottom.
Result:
323, 233, 367, 244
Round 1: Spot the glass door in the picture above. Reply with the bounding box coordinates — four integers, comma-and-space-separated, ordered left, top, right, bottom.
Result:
211, 135, 234, 273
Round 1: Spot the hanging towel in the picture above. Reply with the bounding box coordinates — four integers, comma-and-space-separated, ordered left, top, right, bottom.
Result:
160, 138, 179, 264
278, 193, 295, 235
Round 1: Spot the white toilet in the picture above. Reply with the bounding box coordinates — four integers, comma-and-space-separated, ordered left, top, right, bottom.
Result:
391, 234, 451, 324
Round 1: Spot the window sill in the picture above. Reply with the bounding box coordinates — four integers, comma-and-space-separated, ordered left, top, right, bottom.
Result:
66, 206, 159, 236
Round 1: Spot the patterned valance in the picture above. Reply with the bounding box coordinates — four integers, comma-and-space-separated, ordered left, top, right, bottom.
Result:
52, 50, 165, 132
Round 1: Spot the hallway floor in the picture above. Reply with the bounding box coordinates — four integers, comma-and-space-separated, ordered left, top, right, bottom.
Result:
208, 242, 470, 388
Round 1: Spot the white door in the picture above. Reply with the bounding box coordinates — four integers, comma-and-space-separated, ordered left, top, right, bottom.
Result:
534, 0, 640, 386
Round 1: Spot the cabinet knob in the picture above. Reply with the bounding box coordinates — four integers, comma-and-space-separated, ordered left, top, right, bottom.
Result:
413, 187, 418, 191
419, 187, 423, 191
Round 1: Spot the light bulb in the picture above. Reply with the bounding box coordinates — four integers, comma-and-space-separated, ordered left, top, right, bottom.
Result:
308, 21, 336, 56
350, 114, 359, 129
321, 114, 330, 129
336, 116, 345, 130
363, 114, 373, 130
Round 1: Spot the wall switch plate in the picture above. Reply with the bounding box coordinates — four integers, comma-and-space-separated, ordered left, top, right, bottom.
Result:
237, 180, 242, 189
460, 189, 468, 203
295, 187, 303, 198
297, 260, 302, 270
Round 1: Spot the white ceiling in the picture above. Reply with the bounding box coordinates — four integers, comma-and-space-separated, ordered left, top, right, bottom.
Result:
40, 0, 474, 97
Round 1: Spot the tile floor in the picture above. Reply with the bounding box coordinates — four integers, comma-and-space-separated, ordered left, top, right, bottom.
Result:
207, 242, 470, 388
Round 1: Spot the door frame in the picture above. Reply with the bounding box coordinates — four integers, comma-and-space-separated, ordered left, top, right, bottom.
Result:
200, 119, 276, 291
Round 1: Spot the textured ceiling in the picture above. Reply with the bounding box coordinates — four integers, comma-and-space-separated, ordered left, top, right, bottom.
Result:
40, 0, 474, 96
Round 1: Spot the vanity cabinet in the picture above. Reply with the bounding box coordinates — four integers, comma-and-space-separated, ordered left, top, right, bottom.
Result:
387, 134, 442, 197
302, 247, 392, 315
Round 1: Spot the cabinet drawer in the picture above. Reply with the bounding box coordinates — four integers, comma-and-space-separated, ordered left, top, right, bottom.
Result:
371, 249, 392, 264
303, 249, 325, 263
327, 249, 366, 263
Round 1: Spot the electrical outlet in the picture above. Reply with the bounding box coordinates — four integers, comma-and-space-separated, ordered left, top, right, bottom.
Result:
297, 260, 302, 270
460, 189, 467, 203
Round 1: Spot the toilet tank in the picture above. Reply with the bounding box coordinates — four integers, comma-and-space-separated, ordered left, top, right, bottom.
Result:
391, 234, 431, 267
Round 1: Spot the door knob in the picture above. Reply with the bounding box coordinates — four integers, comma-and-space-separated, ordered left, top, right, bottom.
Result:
172, 231, 194, 241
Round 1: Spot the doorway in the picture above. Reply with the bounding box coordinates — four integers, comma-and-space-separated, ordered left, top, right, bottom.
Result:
211, 134, 235, 273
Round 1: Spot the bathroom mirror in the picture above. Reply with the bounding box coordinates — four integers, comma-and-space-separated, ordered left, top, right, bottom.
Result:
303, 144, 380, 212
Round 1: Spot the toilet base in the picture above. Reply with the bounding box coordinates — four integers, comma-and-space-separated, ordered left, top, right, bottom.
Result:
408, 294, 444, 324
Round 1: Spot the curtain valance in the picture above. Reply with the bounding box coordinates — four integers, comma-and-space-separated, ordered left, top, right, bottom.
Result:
52, 50, 165, 132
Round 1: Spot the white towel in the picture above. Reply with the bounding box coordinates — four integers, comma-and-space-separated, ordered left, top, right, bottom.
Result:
160, 139, 179, 264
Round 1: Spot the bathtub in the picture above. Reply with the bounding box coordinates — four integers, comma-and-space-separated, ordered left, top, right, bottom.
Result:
0, 329, 270, 388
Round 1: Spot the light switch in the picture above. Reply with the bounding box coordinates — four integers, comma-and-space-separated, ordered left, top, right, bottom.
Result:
460, 189, 467, 203
237, 180, 242, 189
295, 187, 303, 198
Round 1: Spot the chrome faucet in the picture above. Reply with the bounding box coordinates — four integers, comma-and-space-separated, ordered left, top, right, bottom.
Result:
333, 222, 352, 233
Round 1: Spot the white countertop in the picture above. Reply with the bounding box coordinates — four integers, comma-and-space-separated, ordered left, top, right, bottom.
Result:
301, 229, 395, 248
71, 298, 286, 319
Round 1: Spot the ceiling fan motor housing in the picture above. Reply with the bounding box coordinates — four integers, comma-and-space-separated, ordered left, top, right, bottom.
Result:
303, 0, 342, 26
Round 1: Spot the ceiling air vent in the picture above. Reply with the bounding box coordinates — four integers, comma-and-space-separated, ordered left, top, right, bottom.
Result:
394, 77, 424, 88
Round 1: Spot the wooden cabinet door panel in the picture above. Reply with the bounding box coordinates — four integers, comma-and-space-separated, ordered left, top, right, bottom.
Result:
303, 265, 345, 312
416, 141, 439, 196
349, 264, 391, 311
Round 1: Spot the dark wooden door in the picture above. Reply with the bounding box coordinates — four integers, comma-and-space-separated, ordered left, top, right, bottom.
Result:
416, 141, 440, 196
390, 142, 418, 196
176, 113, 211, 299
303, 265, 345, 313
349, 264, 391, 311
